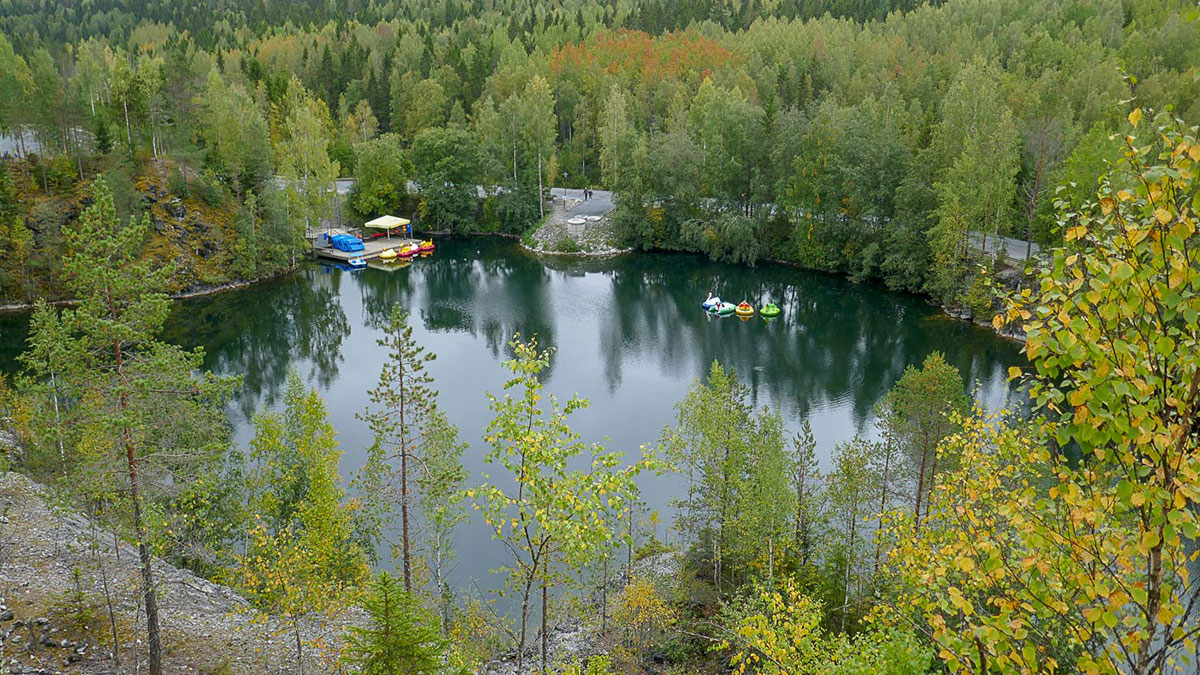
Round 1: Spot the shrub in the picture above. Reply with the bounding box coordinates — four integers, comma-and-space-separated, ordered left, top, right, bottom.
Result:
555, 234, 582, 253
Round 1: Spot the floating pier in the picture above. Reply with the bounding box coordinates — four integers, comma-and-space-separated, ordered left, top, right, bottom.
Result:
312, 235, 423, 262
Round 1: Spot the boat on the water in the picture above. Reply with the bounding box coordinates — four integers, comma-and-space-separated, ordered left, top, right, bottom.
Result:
701, 293, 721, 310
419, 239, 435, 252
348, 257, 367, 270
708, 301, 735, 316
397, 243, 417, 257
380, 248, 398, 260
735, 301, 754, 317
760, 302, 781, 318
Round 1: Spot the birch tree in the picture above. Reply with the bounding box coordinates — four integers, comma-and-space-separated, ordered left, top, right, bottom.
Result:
472, 336, 646, 674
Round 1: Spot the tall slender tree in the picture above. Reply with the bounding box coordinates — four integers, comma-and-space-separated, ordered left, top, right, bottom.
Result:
359, 304, 439, 593
239, 373, 368, 673
473, 336, 645, 675
877, 352, 969, 527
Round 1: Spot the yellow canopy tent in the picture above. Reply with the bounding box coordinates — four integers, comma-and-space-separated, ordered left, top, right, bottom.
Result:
364, 215, 411, 239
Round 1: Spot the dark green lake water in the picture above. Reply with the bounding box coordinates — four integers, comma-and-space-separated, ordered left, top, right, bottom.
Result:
0, 236, 1025, 592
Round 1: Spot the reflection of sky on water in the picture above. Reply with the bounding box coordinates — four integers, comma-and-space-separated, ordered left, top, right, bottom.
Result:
0, 236, 1026, 603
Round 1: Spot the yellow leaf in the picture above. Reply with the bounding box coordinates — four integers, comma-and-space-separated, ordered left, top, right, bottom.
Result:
1155, 208, 1172, 225
1129, 108, 1143, 128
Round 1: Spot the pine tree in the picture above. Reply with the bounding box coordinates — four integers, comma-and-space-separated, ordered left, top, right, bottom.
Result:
790, 419, 823, 568
359, 304, 460, 595
54, 177, 238, 675
877, 352, 969, 528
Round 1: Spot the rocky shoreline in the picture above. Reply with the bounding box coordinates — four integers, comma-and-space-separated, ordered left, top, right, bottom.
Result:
0, 271, 291, 314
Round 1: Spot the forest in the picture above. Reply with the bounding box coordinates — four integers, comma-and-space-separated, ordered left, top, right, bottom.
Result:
0, 0, 1197, 306
1, 0, 1199, 673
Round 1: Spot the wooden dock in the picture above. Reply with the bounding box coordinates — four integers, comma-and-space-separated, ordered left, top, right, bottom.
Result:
312, 235, 422, 262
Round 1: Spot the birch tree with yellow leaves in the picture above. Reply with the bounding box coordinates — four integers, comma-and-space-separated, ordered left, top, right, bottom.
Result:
887, 108, 1200, 674
237, 373, 368, 674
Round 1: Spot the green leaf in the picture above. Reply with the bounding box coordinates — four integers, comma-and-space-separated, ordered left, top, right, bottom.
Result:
1155, 336, 1176, 356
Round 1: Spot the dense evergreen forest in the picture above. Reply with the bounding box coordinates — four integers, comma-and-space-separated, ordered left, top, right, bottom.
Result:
2, 0, 1200, 673
0, 0, 1197, 305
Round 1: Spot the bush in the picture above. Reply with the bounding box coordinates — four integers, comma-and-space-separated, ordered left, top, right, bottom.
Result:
679, 213, 761, 265
194, 172, 230, 208
563, 655, 614, 675
520, 228, 536, 248
555, 234, 582, 253
47, 156, 78, 194
960, 265, 995, 320
635, 537, 671, 561
168, 168, 192, 200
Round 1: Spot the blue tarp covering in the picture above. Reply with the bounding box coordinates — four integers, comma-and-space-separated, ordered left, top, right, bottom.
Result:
329, 234, 365, 252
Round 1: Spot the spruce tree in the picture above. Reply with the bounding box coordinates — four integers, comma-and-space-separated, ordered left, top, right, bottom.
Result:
347, 571, 446, 674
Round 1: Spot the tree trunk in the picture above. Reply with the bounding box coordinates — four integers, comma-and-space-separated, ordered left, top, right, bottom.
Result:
874, 442, 891, 577
541, 579, 548, 674
1025, 158, 1045, 261
626, 502, 634, 585
841, 496, 857, 634
50, 370, 66, 476
399, 357, 412, 593
294, 621, 304, 675
122, 100, 132, 149
116, 339, 162, 675
914, 446, 928, 530
1136, 534, 1164, 674
537, 149, 545, 219
92, 516, 121, 668
767, 536, 773, 582
517, 577, 533, 675
435, 531, 450, 635
928, 447, 940, 520
601, 556, 608, 634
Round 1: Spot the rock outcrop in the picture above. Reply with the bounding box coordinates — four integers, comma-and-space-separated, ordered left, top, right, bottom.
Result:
0, 472, 363, 675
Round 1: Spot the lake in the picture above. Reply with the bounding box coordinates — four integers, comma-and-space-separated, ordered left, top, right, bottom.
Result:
0, 236, 1025, 597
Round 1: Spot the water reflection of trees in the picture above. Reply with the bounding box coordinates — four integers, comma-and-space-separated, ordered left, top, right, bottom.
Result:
158, 242, 1021, 433
602, 253, 1022, 428
356, 238, 558, 375
0, 313, 30, 374
161, 268, 351, 419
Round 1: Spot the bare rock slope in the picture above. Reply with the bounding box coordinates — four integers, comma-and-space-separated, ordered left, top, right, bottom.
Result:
0, 472, 361, 675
